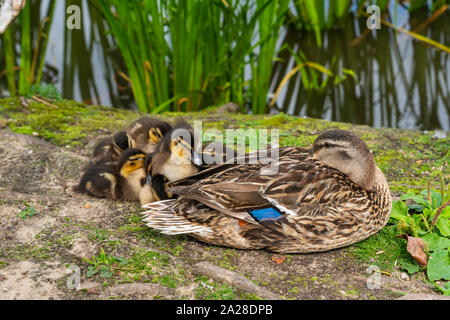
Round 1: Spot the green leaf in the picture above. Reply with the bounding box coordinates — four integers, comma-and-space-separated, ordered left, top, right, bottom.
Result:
427, 249, 450, 281
422, 233, 450, 252
412, 215, 427, 235
389, 201, 411, 223
86, 266, 98, 278
100, 266, 113, 278
399, 258, 420, 274
400, 192, 429, 209
435, 207, 450, 237
420, 189, 442, 209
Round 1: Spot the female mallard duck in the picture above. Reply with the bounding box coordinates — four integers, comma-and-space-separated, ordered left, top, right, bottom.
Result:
126, 117, 172, 154
91, 131, 134, 165
75, 148, 157, 205
141, 130, 392, 253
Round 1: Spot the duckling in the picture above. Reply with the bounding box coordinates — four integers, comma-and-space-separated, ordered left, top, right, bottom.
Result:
74, 161, 119, 200
149, 120, 202, 183
126, 117, 172, 154
91, 130, 135, 165
141, 130, 392, 253
75, 148, 158, 205
117, 148, 154, 203
143, 153, 170, 202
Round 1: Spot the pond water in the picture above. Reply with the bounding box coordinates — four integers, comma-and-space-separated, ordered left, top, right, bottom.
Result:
1, 0, 449, 131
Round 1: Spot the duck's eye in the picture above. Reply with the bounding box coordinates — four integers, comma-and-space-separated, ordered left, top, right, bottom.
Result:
324, 142, 332, 148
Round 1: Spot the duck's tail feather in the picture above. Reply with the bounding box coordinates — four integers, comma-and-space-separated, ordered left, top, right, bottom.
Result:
141, 200, 212, 235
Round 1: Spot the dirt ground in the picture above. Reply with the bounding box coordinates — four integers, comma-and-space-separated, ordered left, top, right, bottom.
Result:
0, 128, 446, 300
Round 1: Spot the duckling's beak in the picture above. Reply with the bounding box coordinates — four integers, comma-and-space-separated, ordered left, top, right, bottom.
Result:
192, 151, 202, 166
146, 174, 152, 185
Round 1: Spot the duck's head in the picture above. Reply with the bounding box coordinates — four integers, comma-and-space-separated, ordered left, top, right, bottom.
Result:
157, 120, 202, 167
112, 131, 135, 154
311, 130, 376, 190
118, 148, 146, 178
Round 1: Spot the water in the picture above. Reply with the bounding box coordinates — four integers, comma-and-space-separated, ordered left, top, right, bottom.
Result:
270, 8, 450, 131
0, 0, 449, 131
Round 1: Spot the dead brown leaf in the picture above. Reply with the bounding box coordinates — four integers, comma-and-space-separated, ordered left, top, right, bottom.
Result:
397, 234, 428, 267
271, 255, 286, 264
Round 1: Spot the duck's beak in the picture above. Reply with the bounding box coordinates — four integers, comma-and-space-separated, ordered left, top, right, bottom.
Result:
192, 151, 202, 166
146, 174, 152, 185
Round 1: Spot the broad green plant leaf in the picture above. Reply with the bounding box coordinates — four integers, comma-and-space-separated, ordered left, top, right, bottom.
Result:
427, 249, 450, 281
422, 233, 450, 252
399, 258, 420, 274
435, 207, 450, 237
389, 201, 412, 224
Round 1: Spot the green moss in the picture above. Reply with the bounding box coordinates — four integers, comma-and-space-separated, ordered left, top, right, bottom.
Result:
0, 98, 146, 147
0, 96, 447, 202
0, 244, 52, 261
347, 225, 413, 272
194, 276, 237, 300
117, 213, 187, 255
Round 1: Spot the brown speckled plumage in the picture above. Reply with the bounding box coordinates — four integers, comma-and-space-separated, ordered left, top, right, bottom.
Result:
141, 130, 392, 253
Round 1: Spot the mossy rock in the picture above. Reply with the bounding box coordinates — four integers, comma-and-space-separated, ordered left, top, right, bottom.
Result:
1, 97, 448, 195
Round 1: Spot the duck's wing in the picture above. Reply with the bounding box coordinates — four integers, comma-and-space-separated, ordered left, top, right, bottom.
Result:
166, 146, 307, 187
167, 151, 316, 225
260, 161, 365, 216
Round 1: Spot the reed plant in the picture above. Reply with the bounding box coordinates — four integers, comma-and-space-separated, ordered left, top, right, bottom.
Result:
0, 0, 56, 97
98, 0, 290, 113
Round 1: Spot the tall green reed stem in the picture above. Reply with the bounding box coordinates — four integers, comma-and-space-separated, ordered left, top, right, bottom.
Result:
18, 0, 31, 95
3, 28, 16, 96
99, 0, 290, 113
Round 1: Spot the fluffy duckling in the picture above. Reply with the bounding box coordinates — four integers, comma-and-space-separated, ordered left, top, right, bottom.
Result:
143, 153, 170, 202
75, 148, 158, 205
126, 117, 172, 154
74, 161, 119, 200
118, 148, 165, 205
91, 131, 135, 165
140, 120, 203, 201
149, 120, 202, 183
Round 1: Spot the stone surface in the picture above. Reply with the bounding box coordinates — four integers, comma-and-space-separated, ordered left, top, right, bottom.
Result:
397, 293, 450, 300
0, 98, 448, 300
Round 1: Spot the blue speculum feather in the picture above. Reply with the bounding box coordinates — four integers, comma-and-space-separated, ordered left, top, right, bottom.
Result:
249, 207, 282, 221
